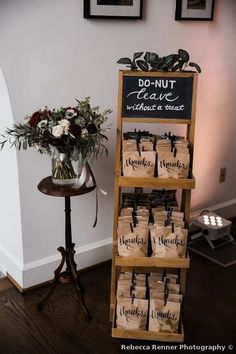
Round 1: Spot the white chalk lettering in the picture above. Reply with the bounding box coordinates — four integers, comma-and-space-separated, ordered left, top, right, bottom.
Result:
126, 103, 162, 111
165, 104, 184, 111
127, 88, 179, 102
138, 79, 176, 89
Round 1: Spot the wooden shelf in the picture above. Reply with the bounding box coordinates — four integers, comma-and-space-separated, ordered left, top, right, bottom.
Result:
118, 176, 196, 189
112, 324, 184, 342
122, 117, 191, 124
110, 70, 199, 343
112, 295, 184, 342
115, 256, 190, 268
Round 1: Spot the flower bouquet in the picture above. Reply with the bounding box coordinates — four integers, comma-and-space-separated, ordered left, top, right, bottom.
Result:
0, 97, 111, 186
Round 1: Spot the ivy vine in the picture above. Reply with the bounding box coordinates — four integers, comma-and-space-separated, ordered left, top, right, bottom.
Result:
117, 49, 201, 73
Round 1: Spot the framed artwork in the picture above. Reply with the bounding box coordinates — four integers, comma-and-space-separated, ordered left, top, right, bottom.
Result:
83, 0, 143, 19
175, 0, 215, 21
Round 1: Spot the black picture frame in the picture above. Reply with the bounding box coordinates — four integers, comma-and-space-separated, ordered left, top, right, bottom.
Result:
175, 0, 215, 21
84, 0, 143, 19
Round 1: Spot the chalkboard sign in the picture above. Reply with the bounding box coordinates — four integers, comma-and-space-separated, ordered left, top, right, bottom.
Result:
122, 75, 193, 119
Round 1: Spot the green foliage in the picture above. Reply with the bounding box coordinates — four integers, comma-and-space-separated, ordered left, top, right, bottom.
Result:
0, 97, 112, 163
133, 52, 143, 60
136, 60, 149, 71
189, 62, 201, 73
144, 52, 159, 66
117, 49, 201, 73
117, 57, 132, 65
178, 49, 190, 63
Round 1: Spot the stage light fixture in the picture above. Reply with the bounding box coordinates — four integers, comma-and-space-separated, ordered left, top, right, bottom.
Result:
192, 211, 233, 249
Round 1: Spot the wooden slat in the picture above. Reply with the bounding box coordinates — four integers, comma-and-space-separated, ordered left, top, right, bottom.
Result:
122, 117, 191, 124
188, 73, 198, 148
120, 266, 183, 273
122, 69, 195, 79
112, 325, 184, 342
118, 176, 196, 189
110, 70, 124, 320
115, 256, 190, 268
114, 71, 124, 175
186, 73, 198, 172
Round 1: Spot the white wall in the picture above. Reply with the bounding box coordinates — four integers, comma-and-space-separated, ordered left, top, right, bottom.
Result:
0, 69, 24, 284
0, 0, 236, 287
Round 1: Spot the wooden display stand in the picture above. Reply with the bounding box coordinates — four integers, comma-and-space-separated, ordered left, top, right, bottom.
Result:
110, 70, 198, 342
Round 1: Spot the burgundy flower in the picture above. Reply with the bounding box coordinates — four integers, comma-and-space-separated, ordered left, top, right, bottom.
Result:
87, 123, 98, 134
29, 110, 50, 128
29, 112, 41, 128
42, 110, 50, 120
69, 123, 82, 138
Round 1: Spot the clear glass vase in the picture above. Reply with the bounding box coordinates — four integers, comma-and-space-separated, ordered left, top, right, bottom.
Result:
51, 149, 80, 186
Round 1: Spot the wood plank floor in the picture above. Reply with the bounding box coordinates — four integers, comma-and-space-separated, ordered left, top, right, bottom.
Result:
0, 221, 236, 353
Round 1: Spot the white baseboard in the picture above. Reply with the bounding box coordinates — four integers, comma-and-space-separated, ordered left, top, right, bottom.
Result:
190, 198, 236, 221
0, 261, 6, 278
0, 244, 23, 286
1, 198, 236, 290
1, 237, 112, 289
22, 237, 112, 289
0, 261, 6, 275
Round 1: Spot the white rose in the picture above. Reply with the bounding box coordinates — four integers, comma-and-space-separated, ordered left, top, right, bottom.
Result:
59, 119, 70, 127
52, 125, 64, 138
37, 119, 48, 129
59, 119, 70, 135
65, 109, 77, 119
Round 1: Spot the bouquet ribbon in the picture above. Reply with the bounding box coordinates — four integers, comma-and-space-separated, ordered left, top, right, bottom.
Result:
73, 163, 107, 227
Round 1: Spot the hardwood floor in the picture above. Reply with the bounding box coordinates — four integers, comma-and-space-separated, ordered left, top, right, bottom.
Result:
0, 265, 120, 354
0, 220, 236, 353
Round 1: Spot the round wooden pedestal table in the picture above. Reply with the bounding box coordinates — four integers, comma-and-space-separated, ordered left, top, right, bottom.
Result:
37, 176, 96, 321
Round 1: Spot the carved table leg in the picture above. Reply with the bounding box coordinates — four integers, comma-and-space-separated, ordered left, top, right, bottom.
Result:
37, 246, 66, 311
37, 195, 91, 320
68, 249, 91, 321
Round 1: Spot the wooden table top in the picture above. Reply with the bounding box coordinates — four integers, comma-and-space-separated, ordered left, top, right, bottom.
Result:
38, 176, 96, 197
